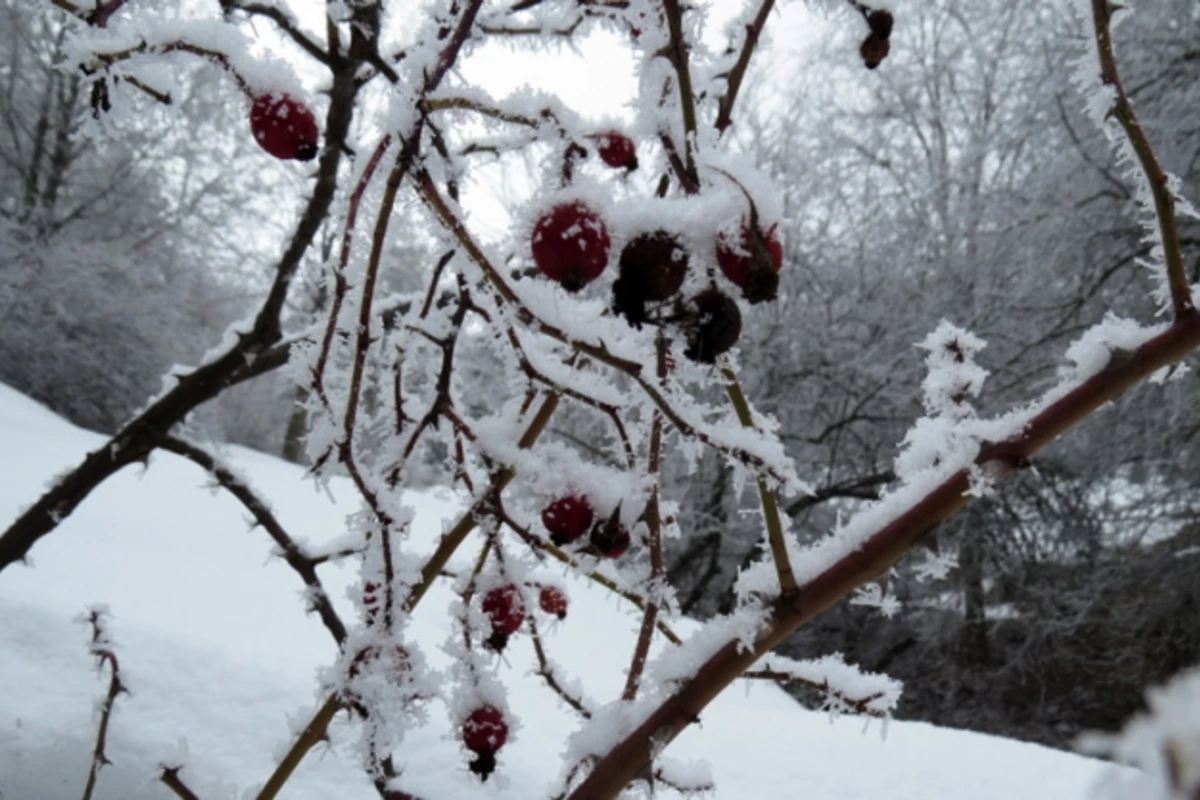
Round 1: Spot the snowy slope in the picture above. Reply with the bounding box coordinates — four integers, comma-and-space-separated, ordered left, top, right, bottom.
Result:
0, 383, 1118, 798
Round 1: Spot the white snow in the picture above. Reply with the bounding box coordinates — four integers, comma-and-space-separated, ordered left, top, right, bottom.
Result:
0, 381, 1119, 798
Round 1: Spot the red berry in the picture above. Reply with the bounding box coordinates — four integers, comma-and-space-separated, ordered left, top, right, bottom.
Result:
715, 219, 783, 301
542, 495, 595, 546
482, 584, 526, 651
539, 586, 568, 619
250, 92, 319, 161
590, 512, 631, 559
596, 131, 638, 170
463, 704, 508, 779
531, 202, 611, 292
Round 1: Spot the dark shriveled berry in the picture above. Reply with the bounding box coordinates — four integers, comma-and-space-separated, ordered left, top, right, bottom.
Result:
621, 231, 688, 300
613, 231, 690, 327
590, 508, 631, 558
867, 9, 894, 39
861, 33, 891, 69
531, 202, 611, 292
684, 289, 742, 364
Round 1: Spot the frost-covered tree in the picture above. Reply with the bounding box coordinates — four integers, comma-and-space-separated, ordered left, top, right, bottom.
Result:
0, 0, 1198, 797
0, 0, 288, 432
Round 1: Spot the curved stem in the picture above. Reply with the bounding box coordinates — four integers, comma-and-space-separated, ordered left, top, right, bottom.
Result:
723, 368, 797, 595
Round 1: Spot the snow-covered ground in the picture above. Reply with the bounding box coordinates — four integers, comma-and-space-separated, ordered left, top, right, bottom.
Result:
0, 382, 1120, 798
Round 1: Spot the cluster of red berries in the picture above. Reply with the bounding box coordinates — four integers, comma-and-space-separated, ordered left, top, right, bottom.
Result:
249, 92, 319, 161
480, 581, 570, 652
541, 494, 632, 558
860, 8, 894, 70
529, 139, 784, 363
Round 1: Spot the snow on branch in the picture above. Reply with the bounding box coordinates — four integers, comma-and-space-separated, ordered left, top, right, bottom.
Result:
743, 653, 902, 719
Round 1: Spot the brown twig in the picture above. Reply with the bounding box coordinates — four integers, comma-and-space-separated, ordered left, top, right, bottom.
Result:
715, 0, 776, 133
622, 336, 669, 701
402, 390, 561, 614
423, 96, 539, 127
81, 609, 127, 800
741, 668, 889, 717
313, 135, 394, 409
219, 0, 332, 66
159, 766, 202, 800
255, 695, 341, 800
1088, 0, 1193, 319
155, 437, 349, 645
723, 368, 797, 595
529, 613, 593, 718
660, 0, 699, 182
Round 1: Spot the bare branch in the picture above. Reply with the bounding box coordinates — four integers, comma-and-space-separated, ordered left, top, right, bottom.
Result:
159, 767, 203, 800
1088, 0, 1193, 319
723, 368, 797, 596
154, 436, 349, 646
81, 608, 128, 800
219, 1, 332, 66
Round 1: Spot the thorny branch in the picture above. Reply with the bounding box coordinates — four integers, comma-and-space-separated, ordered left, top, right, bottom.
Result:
81, 608, 128, 800
159, 766, 203, 800
622, 336, 669, 701
530, 612, 594, 718
723, 367, 797, 596
154, 437, 351, 646
566, 315, 1200, 798
1088, 0, 1194, 319
741, 667, 889, 717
